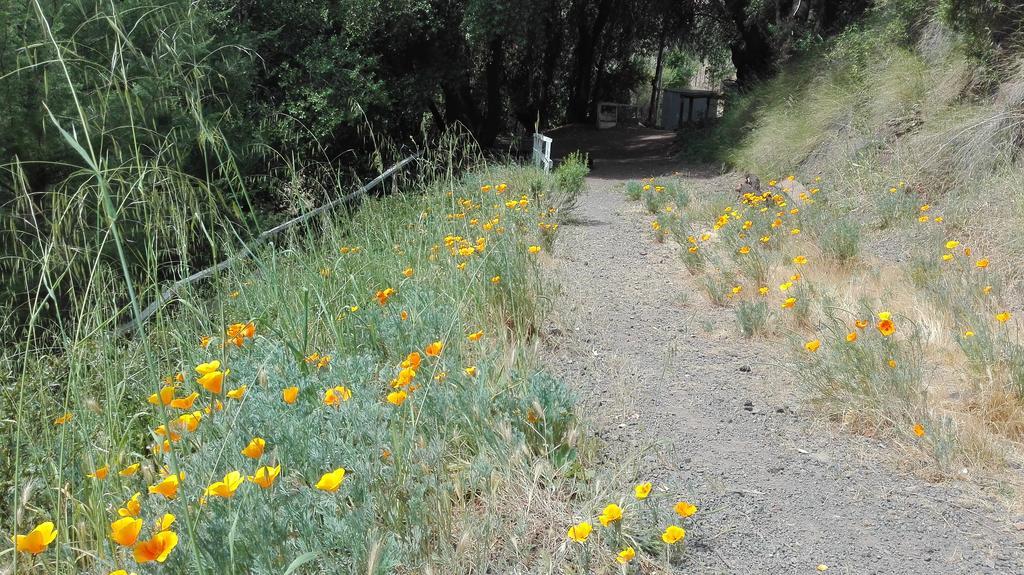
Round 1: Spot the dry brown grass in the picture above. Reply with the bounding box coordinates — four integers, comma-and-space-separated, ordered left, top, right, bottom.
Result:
669, 168, 1024, 493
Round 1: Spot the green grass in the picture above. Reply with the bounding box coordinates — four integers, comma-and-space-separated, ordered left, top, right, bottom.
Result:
734, 301, 771, 338
5, 139, 710, 571
2, 154, 586, 571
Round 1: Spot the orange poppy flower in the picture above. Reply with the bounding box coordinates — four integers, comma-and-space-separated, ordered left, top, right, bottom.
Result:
282, 386, 299, 404
133, 530, 178, 563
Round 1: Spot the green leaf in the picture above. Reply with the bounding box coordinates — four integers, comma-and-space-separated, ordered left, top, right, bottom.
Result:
282, 551, 320, 575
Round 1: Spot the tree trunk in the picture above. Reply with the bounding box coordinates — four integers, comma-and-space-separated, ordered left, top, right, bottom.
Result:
647, 21, 667, 124
479, 37, 504, 147
538, 2, 564, 127
568, 0, 614, 123
724, 0, 775, 88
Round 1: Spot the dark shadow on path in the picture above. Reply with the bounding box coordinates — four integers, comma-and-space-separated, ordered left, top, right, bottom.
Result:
545, 124, 721, 181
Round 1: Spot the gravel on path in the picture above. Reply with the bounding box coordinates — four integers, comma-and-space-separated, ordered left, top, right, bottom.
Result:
540, 135, 1024, 573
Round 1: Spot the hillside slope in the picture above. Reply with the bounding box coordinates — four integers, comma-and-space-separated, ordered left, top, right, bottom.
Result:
674, 14, 1024, 494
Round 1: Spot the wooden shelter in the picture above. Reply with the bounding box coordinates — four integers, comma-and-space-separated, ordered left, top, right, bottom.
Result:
660, 88, 724, 129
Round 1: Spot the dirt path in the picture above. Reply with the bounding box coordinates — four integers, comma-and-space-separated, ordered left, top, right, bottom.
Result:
543, 126, 1023, 574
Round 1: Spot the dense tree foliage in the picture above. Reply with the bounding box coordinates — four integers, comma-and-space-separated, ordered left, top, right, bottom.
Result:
2, 0, 1020, 333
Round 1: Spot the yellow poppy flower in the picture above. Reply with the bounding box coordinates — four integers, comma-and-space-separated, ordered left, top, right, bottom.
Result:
241, 438, 265, 459
467, 330, 484, 341
110, 517, 142, 547
197, 370, 228, 394
315, 468, 346, 492
195, 360, 220, 376
674, 501, 698, 517
945, 240, 959, 249
567, 521, 592, 543
386, 390, 408, 405
148, 386, 176, 406
528, 245, 541, 254
148, 473, 182, 500
87, 465, 109, 480
855, 319, 868, 329
792, 255, 807, 265
805, 340, 821, 352
53, 412, 73, 425
226, 385, 246, 400
13, 521, 58, 555
324, 386, 353, 406
662, 524, 686, 544
118, 492, 141, 517
403, 267, 414, 278
782, 297, 796, 309
634, 482, 652, 500
877, 319, 896, 336
913, 423, 925, 437
248, 465, 281, 489
616, 547, 636, 564
375, 287, 396, 306
203, 471, 244, 500
996, 311, 1011, 323
846, 331, 858, 342
133, 530, 178, 563
155, 513, 175, 531
119, 463, 140, 477
282, 386, 299, 404
976, 259, 989, 268
464, 366, 478, 377
598, 503, 623, 526
169, 392, 199, 410
738, 246, 750, 254
425, 341, 444, 357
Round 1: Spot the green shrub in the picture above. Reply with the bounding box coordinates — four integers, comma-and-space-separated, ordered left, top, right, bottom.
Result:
798, 305, 927, 421
3, 161, 596, 573
680, 245, 706, 274
817, 217, 862, 264
735, 301, 771, 337
642, 188, 663, 214
673, 184, 692, 209
701, 272, 735, 306
625, 181, 643, 200
876, 189, 919, 229
553, 152, 590, 214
